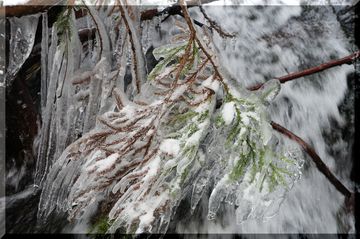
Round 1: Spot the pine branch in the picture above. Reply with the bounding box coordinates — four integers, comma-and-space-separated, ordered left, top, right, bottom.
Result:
179, 0, 230, 93
248, 51, 360, 91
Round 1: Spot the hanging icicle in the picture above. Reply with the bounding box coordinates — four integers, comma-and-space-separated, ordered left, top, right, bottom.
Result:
7, 14, 40, 87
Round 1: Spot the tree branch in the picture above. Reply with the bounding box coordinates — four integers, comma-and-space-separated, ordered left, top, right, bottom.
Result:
248, 51, 360, 91
140, 0, 217, 21
1, 0, 65, 17
270, 121, 353, 199
198, 5, 235, 38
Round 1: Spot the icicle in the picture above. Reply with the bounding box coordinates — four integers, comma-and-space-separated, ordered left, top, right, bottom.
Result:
85, 15, 95, 63
207, 175, 230, 220
82, 59, 105, 132
231, 37, 236, 51
118, 1, 147, 93
85, 5, 111, 61
7, 14, 40, 85
34, 45, 64, 186
54, 9, 84, 160
40, 12, 49, 111
141, 20, 150, 52
190, 169, 211, 214
35, 9, 83, 186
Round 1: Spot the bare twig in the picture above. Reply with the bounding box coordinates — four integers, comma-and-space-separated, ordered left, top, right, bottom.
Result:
270, 121, 353, 198
198, 5, 236, 38
140, 0, 217, 21
248, 51, 360, 91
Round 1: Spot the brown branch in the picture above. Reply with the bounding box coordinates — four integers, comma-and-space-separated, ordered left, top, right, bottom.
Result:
3, 0, 216, 19
1, 0, 65, 17
270, 121, 353, 199
248, 51, 360, 91
140, 0, 217, 21
78, 27, 96, 43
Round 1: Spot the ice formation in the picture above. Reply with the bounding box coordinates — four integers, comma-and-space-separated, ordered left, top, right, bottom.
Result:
34, 4, 304, 233
7, 14, 40, 85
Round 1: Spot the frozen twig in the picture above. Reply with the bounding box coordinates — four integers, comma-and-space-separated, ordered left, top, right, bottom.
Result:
180, 0, 229, 93
248, 51, 360, 91
140, 0, 217, 21
117, 0, 146, 94
198, 5, 236, 38
270, 121, 353, 199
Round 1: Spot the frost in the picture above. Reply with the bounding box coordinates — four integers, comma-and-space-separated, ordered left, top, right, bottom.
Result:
160, 139, 180, 156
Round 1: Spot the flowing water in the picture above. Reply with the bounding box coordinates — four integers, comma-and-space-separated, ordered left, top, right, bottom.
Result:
3, 1, 357, 234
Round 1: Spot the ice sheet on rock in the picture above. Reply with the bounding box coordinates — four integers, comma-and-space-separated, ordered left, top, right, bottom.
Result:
7, 14, 40, 85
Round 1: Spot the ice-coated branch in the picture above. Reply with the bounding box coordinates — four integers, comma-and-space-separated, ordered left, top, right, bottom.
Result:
270, 121, 353, 198
35, 0, 310, 233
179, 0, 230, 93
82, 3, 111, 61
116, 0, 146, 94
248, 51, 360, 91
